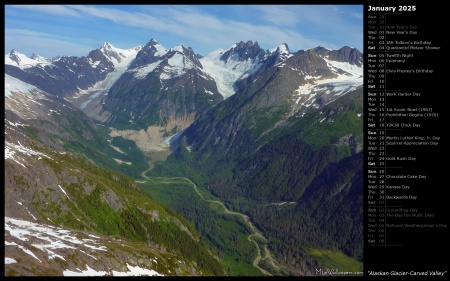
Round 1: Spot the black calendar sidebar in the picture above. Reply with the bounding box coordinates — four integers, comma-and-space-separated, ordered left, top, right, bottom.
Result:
364, 1, 448, 276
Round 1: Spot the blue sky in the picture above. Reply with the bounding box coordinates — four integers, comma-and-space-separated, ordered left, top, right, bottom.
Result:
5, 5, 363, 59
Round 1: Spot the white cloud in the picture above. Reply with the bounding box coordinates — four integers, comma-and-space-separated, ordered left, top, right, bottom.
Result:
9, 4, 82, 17
254, 5, 301, 27
6, 33, 93, 58
6, 5, 362, 57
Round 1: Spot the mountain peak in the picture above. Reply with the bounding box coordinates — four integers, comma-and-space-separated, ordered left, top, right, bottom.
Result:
7, 49, 22, 65
220, 40, 266, 63
171, 44, 186, 53
5, 50, 51, 69
270, 43, 290, 55
236, 40, 259, 48
143, 38, 167, 56
146, 38, 168, 49
102, 42, 112, 49
171, 44, 195, 55
325, 46, 363, 67
99, 42, 123, 63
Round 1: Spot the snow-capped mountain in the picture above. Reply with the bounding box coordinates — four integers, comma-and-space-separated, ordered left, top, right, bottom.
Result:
5, 50, 52, 69
98, 42, 142, 67
233, 45, 363, 114
287, 46, 363, 112
269, 43, 293, 62
199, 41, 361, 103
5, 39, 362, 133
5, 38, 364, 276
100, 38, 223, 130
200, 41, 268, 98
179, 44, 363, 158
199, 41, 296, 98
4, 43, 141, 99
69, 43, 142, 116
126, 41, 205, 81
5, 51, 110, 97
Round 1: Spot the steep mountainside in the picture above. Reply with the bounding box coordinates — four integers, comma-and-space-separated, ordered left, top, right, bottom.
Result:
100, 39, 223, 130
4, 77, 225, 276
148, 45, 364, 274
5, 73, 150, 178
5, 39, 363, 276
178, 46, 363, 159
6, 48, 116, 98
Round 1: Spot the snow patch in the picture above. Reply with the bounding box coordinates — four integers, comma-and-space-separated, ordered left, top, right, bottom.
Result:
5, 74, 37, 97
5, 141, 53, 167
5, 257, 17, 264
293, 59, 363, 107
58, 185, 70, 199
112, 264, 164, 276
204, 89, 215, 95
64, 265, 109, 276
133, 60, 163, 79
200, 50, 263, 98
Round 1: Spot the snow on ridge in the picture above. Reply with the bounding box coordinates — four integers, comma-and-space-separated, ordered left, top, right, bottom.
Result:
293, 60, 363, 107
5, 74, 38, 97
132, 60, 163, 79
5, 217, 165, 277
323, 57, 363, 78
293, 76, 362, 106
200, 51, 262, 98
5, 140, 53, 168
100, 42, 141, 68
78, 45, 141, 95
204, 89, 214, 95
278, 44, 290, 54
6, 241, 42, 263
204, 48, 224, 60
160, 52, 196, 80
31, 54, 49, 62
269, 43, 290, 55
5, 50, 51, 69
226, 43, 237, 52
153, 43, 168, 57
171, 44, 186, 53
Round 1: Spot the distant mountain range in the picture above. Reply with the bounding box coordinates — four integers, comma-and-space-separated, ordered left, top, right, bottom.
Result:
5, 39, 363, 276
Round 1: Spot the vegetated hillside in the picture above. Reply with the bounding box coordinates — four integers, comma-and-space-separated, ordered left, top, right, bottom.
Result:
5, 76, 149, 178
5, 85, 225, 276
5, 41, 363, 275
243, 152, 363, 274
5, 129, 224, 276
148, 87, 364, 274
151, 87, 363, 198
